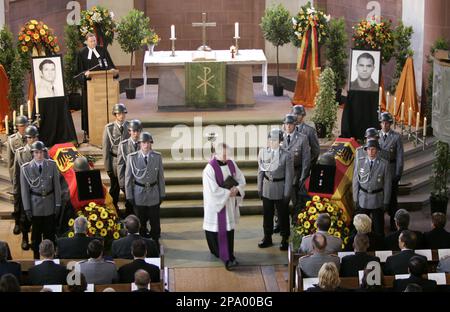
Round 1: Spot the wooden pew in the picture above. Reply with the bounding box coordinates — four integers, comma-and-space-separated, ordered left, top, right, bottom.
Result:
21, 282, 163, 292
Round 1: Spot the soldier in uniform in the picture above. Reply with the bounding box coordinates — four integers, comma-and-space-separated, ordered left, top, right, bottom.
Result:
102, 103, 130, 210
117, 119, 143, 217
257, 129, 294, 250
125, 132, 165, 244
6, 116, 28, 235
378, 112, 404, 231
354, 128, 381, 169
292, 105, 320, 166
12, 125, 41, 250
20, 141, 61, 259
352, 140, 392, 236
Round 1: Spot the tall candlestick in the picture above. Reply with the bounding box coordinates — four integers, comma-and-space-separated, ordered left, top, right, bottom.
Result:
20, 105, 24, 116
415, 112, 420, 130
170, 25, 175, 39
235, 22, 239, 38
35, 97, 39, 114
423, 117, 427, 137
5, 115, 8, 135
408, 107, 412, 126
386, 92, 390, 112
401, 102, 405, 122
12, 110, 16, 126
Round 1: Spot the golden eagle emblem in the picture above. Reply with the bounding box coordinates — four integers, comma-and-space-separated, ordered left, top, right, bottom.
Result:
54, 147, 82, 172
329, 142, 355, 166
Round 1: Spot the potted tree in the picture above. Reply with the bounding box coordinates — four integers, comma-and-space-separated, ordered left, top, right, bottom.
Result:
63, 24, 82, 110
117, 9, 150, 99
430, 141, 449, 215
324, 18, 348, 104
260, 4, 291, 96
312, 67, 337, 139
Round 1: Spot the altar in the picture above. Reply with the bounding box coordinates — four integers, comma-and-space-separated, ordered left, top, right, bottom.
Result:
142, 49, 268, 109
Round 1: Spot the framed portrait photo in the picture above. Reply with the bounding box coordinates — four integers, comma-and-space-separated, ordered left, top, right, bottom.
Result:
349, 49, 381, 92
32, 55, 65, 99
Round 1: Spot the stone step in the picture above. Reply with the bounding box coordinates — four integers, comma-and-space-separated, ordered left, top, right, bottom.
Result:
398, 193, 431, 211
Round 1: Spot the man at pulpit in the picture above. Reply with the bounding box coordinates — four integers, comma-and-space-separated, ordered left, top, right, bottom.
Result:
76, 33, 116, 141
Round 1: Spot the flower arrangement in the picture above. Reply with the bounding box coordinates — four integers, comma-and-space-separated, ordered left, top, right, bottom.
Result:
293, 195, 350, 250
67, 202, 123, 244
17, 20, 60, 55
79, 6, 116, 47
291, 1, 330, 48
142, 29, 161, 46
352, 16, 394, 64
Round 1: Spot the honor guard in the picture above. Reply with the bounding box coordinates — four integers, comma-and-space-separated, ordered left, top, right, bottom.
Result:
378, 112, 404, 231
117, 119, 143, 217
355, 128, 381, 168
292, 105, 320, 166
125, 132, 165, 244
102, 103, 130, 209
7, 116, 28, 235
352, 140, 392, 236
257, 129, 294, 250
20, 141, 61, 259
282, 114, 311, 219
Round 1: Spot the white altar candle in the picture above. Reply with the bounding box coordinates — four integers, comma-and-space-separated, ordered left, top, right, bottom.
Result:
408, 107, 412, 126
378, 87, 382, 113
416, 112, 420, 130
12, 110, 16, 126
393, 97, 397, 115
423, 117, 427, 137
35, 96, 39, 114
5, 115, 8, 135
27, 100, 32, 119
235, 22, 239, 38
170, 25, 175, 39
20, 104, 23, 116
401, 102, 405, 121
386, 92, 390, 112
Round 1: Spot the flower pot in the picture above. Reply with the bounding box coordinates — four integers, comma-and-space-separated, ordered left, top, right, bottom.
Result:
148, 44, 155, 56
273, 83, 284, 97
125, 87, 136, 99
430, 195, 448, 215
315, 123, 327, 139
68, 93, 82, 111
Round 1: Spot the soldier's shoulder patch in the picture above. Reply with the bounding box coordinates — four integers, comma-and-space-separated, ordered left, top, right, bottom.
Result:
128, 151, 139, 157
8, 133, 18, 139
119, 139, 128, 145
16, 146, 25, 152
152, 151, 161, 156
299, 254, 311, 260
21, 161, 31, 168
105, 122, 114, 128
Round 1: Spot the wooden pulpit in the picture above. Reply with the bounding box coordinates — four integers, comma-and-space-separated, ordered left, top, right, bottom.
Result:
87, 69, 119, 146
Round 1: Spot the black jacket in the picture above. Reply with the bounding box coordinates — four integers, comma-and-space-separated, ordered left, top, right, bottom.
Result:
111, 234, 159, 259
423, 228, 450, 250
340, 252, 381, 277
28, 261, 68, 285
346, 232, 385, 251
384, 229, 424, 251
56, 234, 96, 259
118, 259, 160, 283
0, 260, 21, 281
76, 45, 115, 82
384, 250, 427, 275
393, 274, 437, 292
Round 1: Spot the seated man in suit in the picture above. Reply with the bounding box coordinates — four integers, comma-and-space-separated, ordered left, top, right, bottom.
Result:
346, 214, 384, 251
393, 256, 437, 292
298, 232, 340, 278
424, 212, 450, 249
0, 274, 21, 292
56, 216, 95, 259
300, 213, 342, 254
384, 209, 424, 251
111, 215, 159, 259
384, 230, 427, 275
340, 233, 380, 277
118, 239, 160, 283
0, 242, 21, 281
78, 239, 118, 284
133, 269, 152, 292
28, 240, 68, 285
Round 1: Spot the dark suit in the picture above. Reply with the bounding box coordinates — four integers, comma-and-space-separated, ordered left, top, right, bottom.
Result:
111, 234, 159, 259
28, 260, 68, 285
424, 228, 450, 249
384, 250, 427, 275
346, 232, 384, 251
393, 275, 437, 292
56, 234, 96, 259
0, 260, 21, 281
118, 259, 160, 283
340, 252, 381, 277
133, 288, 154, 292
384, 229, 424, 251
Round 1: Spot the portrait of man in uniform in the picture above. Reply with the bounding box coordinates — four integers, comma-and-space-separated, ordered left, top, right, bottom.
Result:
32, 56, 65, 99
349, 50, 381, 92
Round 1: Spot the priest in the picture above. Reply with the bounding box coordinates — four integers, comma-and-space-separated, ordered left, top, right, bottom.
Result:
76, 32, 116, 141
202, 143, 246, 270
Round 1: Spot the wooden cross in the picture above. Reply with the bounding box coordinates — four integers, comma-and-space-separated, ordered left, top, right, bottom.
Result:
192, 12, 216, 51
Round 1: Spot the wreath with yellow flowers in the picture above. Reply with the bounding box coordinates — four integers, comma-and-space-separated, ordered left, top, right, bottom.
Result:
17, 20, 60, 56
79, 6, 116, 47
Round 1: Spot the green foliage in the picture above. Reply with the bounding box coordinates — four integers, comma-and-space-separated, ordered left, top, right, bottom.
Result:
425, 38, 449, 123
324, 18, 348, 89
0, 26, 16, 77
431, 141, 450, 200
391, 21, 414, 92
312, 68, 337, 139
63, 24, 82, 94
8, 54, 27, 111
260, 4, 292, 47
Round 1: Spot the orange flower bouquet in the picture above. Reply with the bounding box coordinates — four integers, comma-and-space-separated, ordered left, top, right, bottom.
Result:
18, 19, 60, 56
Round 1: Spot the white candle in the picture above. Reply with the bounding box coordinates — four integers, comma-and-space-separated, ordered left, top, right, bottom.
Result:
386, 92, 390, 112
393, 97, 397, 116
35, 97, 39, 114
416, 112, 420, 130
170, 25, 175, 39
27, 100, 31, 119
423, 117, 427, 137
20, 105, 23, 116
235, 22, 239, 38
5, 115, 8, 135
401, 102, 405, 121
378, 87, 382, 113
408, 107, 412, 126
12, 110, 16, 126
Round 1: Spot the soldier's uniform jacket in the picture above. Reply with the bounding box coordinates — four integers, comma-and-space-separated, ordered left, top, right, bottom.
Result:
296, 122, 320, 164
6, 132, 26, 180
12, 145, 49, 195
125, 150, 165, 207
257, 147, 294, 201
102, 121, 130, 176
352, 156, 392, 209
20, 159, 61, 217
378, 129, 404, 180
117, 138, 140, 190
282, 131, 311, 185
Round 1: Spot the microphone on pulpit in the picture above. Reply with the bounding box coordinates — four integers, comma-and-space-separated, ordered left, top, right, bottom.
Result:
98, 58, 104, 69
103, 58, 109, 69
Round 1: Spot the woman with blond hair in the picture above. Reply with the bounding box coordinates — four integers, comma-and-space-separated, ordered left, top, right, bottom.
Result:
346, 214, 384, 251
305, 262, 343, 292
